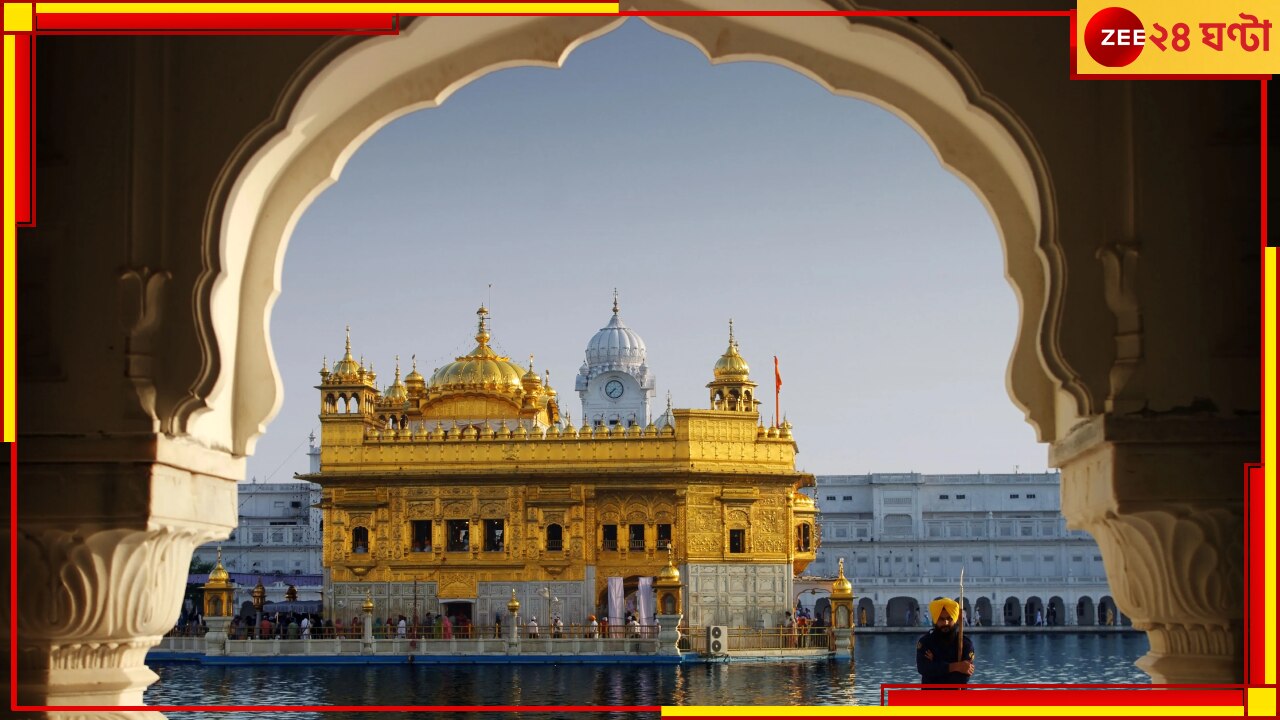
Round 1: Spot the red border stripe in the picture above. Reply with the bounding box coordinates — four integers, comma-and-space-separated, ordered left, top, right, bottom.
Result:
35, 13, 399, 32
885, 688, 1246, 707
14, 34, 31, 226
1248, 464, 1264, 684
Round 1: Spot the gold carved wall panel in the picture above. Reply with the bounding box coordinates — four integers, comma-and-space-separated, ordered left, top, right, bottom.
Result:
437, 571, 478, 598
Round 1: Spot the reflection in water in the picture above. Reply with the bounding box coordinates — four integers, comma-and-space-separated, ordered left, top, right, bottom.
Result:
143, 633, 1148, 718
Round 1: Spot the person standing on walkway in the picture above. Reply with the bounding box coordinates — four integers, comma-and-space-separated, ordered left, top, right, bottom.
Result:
916, 598, 975, 685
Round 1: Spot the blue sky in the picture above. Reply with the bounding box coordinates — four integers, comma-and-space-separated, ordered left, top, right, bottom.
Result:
248, 19, 1048, 481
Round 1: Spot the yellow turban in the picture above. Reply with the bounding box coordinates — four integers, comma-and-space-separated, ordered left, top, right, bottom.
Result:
929, 598, 960, 623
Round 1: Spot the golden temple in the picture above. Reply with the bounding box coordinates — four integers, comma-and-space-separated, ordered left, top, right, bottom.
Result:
306, 302, 818, 628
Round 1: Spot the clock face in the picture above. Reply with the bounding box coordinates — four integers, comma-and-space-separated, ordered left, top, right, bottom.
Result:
604, 379, 625, 399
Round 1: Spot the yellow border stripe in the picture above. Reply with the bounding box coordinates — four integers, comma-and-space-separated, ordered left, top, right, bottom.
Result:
3, 35, 14, 444
36, 3, 620, 13
1266, 244, 1276, 685
662, 706, 1243, 717
1249, 688, 1277, 717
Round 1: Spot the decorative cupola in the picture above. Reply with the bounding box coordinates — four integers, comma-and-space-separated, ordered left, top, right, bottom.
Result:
383, 356, 409, 406
707, 319, 760, 414
830, 557, 856, 659
521, 355, 543, 410
317, 326, 378, 423
544, 369, 561, 425
201, 548, 235, 618
404, 355, 426, 398
654, 544, 684, 616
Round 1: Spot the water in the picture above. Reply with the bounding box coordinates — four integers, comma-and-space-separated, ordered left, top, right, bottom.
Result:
146, 633, 1149, 717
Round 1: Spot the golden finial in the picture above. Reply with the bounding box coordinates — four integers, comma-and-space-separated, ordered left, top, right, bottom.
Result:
476, 305, 491, 345
529, 354, 535, 371
321, 355, 328, 372
345, 325, 351, 353
411, 354, 417, 371
612, 288, 619, 314
728, 318, 736, 346
666, 391, 673, 412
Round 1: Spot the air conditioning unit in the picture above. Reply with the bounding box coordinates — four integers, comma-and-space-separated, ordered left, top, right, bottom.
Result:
707, 625, 729, 655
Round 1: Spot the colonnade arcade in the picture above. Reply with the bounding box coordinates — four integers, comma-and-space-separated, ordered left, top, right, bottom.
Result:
858, 593, 1125, 628
14, 0, 1256, 706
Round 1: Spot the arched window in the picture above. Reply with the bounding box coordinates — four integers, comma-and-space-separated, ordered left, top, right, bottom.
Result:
351, 526, 369, 554
796, 523, 812, 551
546, 524, 563, 552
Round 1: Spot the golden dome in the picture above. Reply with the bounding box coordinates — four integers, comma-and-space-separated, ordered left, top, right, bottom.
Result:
428, 306, 526, 393
405, 355, 426, 390
831, 557, 854, 597
713, 319, 750, 379
383, 357, 409, 404
331, 326, 363, 380
206, 547, 231, 587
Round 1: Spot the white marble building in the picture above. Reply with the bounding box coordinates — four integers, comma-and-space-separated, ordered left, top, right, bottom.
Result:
801, 473, 1123, 628
191, 441, 324, 579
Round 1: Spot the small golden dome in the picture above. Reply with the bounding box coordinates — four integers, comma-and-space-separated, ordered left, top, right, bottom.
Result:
507, 588, 521, 614
206, 547, 231, 587
362, 594, 375, 613
331, 326, 363, 380
383, 357, 409, 404
657, 544, 680, 582
405, 355, 426, 389
522, 355, 542, 385
831, 558, 854, 597
713, 319, 750, 379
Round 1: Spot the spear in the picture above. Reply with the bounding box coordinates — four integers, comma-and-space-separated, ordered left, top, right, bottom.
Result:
957, 566, 965, 663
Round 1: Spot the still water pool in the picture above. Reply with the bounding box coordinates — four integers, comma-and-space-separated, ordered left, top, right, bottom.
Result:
146, 632, 1149, 718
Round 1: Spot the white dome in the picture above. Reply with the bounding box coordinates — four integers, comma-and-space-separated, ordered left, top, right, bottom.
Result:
584, 310, 647, 372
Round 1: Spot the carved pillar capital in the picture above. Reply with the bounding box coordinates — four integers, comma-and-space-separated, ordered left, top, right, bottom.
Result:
1052, 414, 1250, 683
15, 435, 240, 705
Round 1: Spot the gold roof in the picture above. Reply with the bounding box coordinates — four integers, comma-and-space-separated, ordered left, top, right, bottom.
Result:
831, 557, 853, 597
713, 319, 750, 379
428, 306, 526, 393
383, 357, 409, 404
405, 355, 426, 389
206, 547, 231, 587
657, 545, 680, 582
330, 326, 364, 381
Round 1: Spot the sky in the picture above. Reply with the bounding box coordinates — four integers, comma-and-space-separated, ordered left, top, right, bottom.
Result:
245, 19, 1051, 483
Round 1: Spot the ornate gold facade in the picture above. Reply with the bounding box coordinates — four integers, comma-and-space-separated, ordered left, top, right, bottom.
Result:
306, 306, 818, 625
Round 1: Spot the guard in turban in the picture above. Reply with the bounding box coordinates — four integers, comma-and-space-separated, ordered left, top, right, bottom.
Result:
915, 597, 975, 684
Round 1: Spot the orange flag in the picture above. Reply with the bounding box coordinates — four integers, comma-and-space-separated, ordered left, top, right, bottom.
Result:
774, 355, 782, 391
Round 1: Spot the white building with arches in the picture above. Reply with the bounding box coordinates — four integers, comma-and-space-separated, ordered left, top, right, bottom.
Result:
803, 473, 1122, 628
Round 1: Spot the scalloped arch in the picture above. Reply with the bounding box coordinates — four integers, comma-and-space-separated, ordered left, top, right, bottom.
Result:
195, 3, 1084, 457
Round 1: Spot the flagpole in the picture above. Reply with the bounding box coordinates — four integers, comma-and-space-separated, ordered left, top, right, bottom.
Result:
774, 355, 781, 428
957, 567, 965, 662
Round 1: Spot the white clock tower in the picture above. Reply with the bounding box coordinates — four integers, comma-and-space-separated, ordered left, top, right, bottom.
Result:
576, 291, 655, 428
